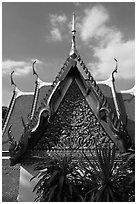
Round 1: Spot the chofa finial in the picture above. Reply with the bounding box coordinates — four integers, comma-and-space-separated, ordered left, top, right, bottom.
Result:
32, 59, 38, 77
10, 70, 16, 87
112, 58, 118, 82
69, 12, 77, 59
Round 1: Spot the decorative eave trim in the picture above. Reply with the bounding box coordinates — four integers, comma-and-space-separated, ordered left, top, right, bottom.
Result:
47, 81, 60, 106
97, 59, 121, 119
110, 59, 121, 119
96, 75, 113, 88
32, 106, 50, 132
30, 77, 52, 120
15, 87, 34, 98
38, 78, 52, 89
120, 86, 135, 96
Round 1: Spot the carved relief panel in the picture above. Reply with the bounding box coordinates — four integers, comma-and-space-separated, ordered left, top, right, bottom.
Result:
32, 80, 112, 152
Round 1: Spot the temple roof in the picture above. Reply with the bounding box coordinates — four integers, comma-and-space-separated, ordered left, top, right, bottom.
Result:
2, 13, 134, 165
2, 89, 34, 151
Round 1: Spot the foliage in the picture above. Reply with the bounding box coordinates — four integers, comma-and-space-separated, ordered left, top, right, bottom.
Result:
32, 143, 135, 202
31, 152, 84, 202
119, 147, 135, 201
79, 143, 130, 201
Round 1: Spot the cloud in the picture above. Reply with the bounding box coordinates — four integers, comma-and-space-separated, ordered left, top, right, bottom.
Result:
2, 59, 43, 76
80, 5, 108, 42
47, 14, 67, 42
50, 27, 62, 41
50, 14, 67, 26
91, 39, 135, 80
79, 4, 135, 80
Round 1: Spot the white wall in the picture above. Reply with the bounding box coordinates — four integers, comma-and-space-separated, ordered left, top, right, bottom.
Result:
18, 165, 39, 202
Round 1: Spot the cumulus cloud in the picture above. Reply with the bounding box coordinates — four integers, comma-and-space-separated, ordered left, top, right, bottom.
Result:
50, 27, 62, 41
2, 59, 43, 76
80, 5, 109, 42
88, 39, 135, 80
79, 4, 135, 80
47, 14, 67, 42
50, 14, 67, 26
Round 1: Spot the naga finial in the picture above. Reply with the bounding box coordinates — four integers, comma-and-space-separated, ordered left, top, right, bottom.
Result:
69, 12, 77, 59
10, 70, 16, 87
32, 59, 38, 77
112, 58, 118, 82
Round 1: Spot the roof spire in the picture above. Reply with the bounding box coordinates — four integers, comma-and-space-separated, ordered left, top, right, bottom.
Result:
72, 12, 76, 33
69, 12, 77, 59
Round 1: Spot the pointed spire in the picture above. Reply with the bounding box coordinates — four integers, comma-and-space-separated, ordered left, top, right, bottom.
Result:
10, 70, 16, 87
72, 12, 76, 33
32, 59, 38, 77
69, 12, 77, 59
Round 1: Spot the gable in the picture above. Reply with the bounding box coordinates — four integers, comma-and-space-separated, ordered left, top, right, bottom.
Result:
23, 60, 130, 155
28, 79, 113, 153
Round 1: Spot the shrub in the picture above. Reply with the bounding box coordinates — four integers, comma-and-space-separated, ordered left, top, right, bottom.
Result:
31, 151, 84, 202
31, 144, 135, 202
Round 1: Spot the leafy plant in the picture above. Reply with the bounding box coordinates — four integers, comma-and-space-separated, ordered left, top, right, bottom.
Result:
119, 147, 135, 201
79, 143, 133, 202
31, 151, 84, 202
31, 143, 135, 202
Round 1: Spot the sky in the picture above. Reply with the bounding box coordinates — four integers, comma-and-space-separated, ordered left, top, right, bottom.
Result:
2, 2, 135, 106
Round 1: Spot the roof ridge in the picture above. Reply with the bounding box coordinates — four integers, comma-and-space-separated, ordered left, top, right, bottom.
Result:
30, 78, 40, 120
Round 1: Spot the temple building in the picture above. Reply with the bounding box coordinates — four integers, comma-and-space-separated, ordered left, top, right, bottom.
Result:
2, 13, 135, 202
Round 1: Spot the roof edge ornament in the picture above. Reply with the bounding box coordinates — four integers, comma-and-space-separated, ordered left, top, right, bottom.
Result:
69, 12, 77, 59
112, 58, 118, 82
32, 59, 38, 78
11, 70, 16, 88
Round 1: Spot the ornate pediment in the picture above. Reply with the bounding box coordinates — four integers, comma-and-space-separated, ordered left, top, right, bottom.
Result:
31, 80, 113, 152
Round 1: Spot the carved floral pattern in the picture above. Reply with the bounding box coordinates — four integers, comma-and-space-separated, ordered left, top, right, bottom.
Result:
32, 80, 112, 152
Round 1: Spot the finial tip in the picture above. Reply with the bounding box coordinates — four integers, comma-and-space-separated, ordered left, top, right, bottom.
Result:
32, 60, 38, 77
72, 12, 76, 33
10, 70, 16, 87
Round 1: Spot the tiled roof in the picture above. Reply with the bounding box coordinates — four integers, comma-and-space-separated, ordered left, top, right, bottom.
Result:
117, 91, 135, 143
2, 94, 34, 151
35, 84, 51, 112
